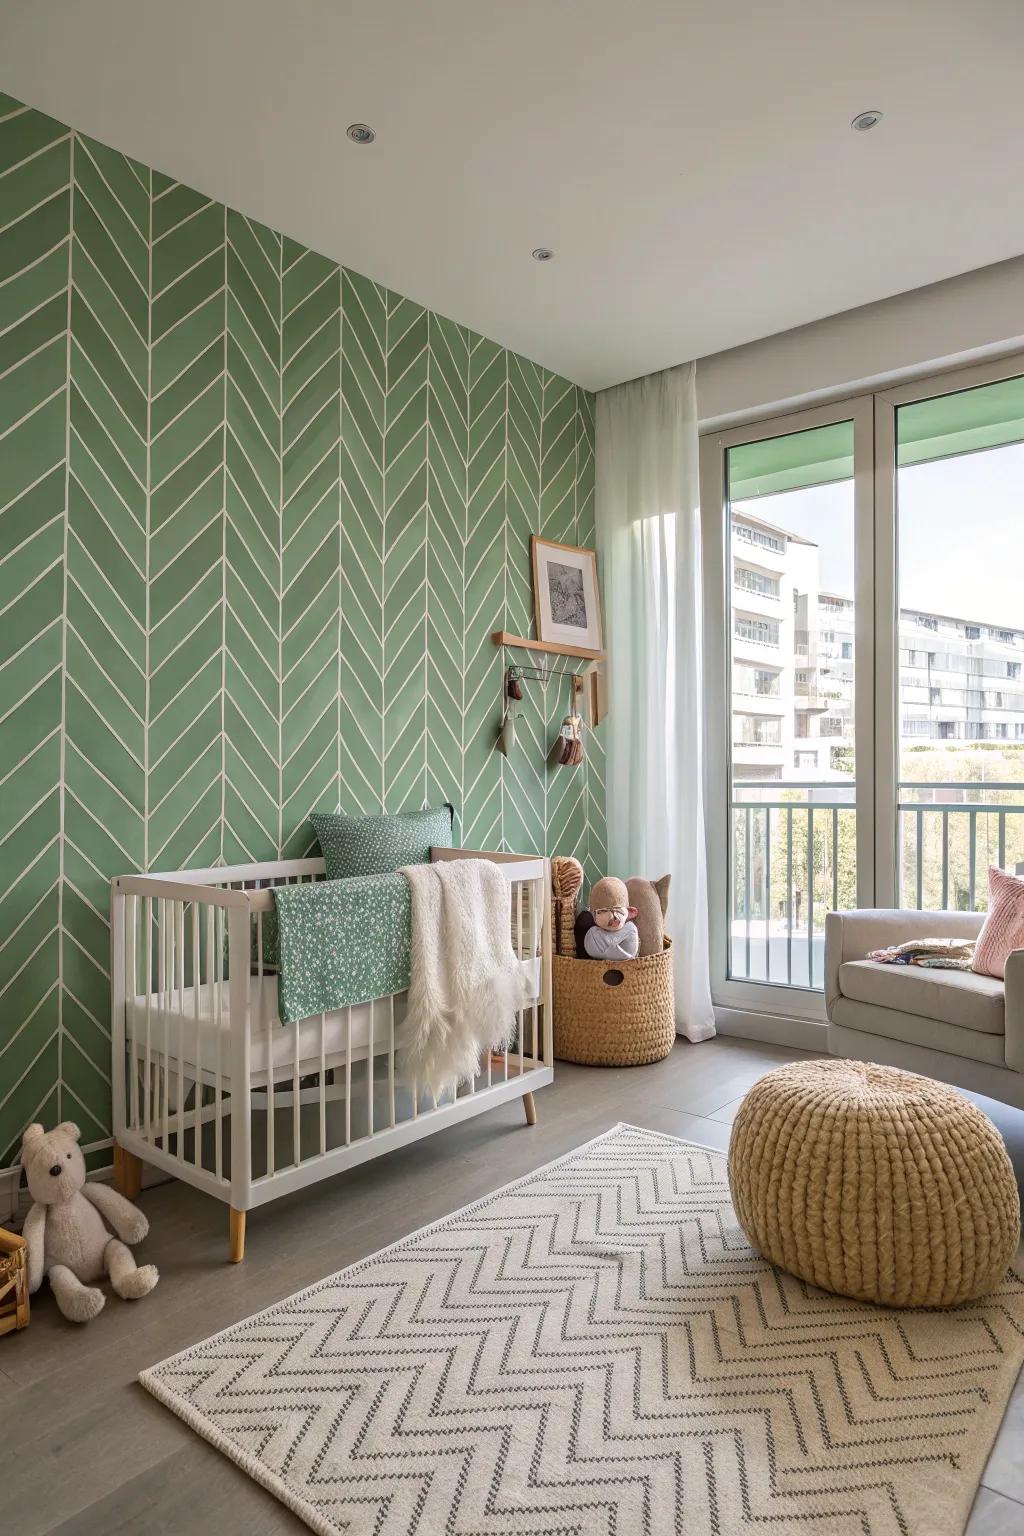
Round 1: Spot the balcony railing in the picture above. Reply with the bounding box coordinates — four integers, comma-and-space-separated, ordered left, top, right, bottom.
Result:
730, 782, 854, 989
735, 620, 780, 647
729, 779, 1024, 991
898, 783, 1024, 909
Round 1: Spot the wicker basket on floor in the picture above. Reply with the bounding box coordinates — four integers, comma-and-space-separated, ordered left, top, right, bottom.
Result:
552, 938, 675, 1066
0, 1227, 29, 1337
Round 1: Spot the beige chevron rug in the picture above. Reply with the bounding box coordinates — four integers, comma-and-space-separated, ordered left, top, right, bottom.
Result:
141, 1125, 1024, 1535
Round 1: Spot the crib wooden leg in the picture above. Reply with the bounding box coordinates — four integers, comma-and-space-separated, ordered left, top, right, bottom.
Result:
113, 1143, 142, 1200
522, 1092, 537, 1126
228, 1208, 246, 1263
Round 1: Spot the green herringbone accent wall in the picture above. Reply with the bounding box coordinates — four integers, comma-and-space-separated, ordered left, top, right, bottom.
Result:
0, 95, 605, 1165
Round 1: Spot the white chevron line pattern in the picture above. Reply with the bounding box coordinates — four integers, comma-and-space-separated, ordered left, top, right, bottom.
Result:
0, 92, 604, 1166
142, 1125, 1024, 1536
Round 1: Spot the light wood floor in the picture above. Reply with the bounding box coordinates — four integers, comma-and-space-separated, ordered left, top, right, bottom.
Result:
5, 1036, 1023, 1535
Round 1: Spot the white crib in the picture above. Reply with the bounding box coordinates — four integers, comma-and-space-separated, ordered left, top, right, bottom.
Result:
109, 848, 552, 1260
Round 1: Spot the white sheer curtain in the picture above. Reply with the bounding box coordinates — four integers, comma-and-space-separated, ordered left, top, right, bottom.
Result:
595, 362, 715, 1042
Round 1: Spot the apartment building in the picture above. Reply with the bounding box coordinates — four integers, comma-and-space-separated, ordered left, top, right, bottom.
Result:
731, 512, 1024, 780
730, 513, 813, 780
731, 511, 844, 782
900, 614, 1024, 745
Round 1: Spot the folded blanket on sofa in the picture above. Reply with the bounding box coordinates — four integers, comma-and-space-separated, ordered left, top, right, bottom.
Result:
867, 936, 976, 970
398, 858, 531, 1098
272, 872, 411, 1024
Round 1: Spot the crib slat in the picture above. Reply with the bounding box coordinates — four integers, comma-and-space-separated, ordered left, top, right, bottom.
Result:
292, 1015, 300, 1168
367, 1000, 374, 1138
517, 881, 524, 1078
319, 1014, 326, 1157
192, 903, 202, 1169
128, 895, 139, 1131
259, 911, 274, 1178
200, 902, 212, 1172
158, 899, 168, 1148
162, 904, 170, 1146
345, 1007, 352, 1145
537, 884, 543, 1062
176, 901, 185, 1155
143, 898, 153, 1144
214, 905, 223, 1181
165, 903, 174, 1149
388, 994, 396, 1127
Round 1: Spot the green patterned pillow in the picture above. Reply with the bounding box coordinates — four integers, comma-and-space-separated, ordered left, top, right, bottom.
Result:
310, 805, 454, 880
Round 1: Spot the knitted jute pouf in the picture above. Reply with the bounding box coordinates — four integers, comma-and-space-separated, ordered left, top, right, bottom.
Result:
728, 1058, 1021, 1308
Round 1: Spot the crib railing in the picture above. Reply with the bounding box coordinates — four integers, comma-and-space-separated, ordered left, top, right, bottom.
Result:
110, 853, 552, 1225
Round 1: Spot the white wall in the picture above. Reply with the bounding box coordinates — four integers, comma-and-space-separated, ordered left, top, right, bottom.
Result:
697, 255, 1024, 431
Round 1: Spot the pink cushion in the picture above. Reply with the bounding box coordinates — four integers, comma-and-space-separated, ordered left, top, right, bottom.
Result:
972, 866, 1024, 980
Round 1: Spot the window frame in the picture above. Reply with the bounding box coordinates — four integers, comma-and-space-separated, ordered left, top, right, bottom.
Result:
700, 351, 1024, 1025
699, 395, 875, 1022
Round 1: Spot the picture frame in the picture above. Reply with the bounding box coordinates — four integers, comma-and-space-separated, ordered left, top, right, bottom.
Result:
530, 536, 603, 653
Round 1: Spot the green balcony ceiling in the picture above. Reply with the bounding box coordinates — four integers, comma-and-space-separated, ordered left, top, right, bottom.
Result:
728, 374, 1024, 500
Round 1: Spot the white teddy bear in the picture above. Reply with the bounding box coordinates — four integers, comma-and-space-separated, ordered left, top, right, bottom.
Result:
20, 1121, 159, 1323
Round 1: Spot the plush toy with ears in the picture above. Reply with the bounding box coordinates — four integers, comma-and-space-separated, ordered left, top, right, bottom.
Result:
626, 874, 671, 957
20, 1121, 158, 1323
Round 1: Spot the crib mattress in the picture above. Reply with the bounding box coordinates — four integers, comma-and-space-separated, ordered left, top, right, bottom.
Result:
126, 979, 403, 1084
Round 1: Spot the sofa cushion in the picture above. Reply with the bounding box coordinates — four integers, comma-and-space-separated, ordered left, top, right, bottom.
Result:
838, 959, 1005, 1034
830, 996, 1007, 1067
973, 865, 1024, 979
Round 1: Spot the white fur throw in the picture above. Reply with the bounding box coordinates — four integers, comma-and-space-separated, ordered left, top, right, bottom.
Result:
398, 858, 530, 1098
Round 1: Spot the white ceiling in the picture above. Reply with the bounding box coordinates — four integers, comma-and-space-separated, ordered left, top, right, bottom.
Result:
4, 0, 1024, 391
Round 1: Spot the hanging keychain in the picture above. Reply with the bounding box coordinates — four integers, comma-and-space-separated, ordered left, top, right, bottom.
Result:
499, 665, 522, 755
556, 676, 585, 766
569, 674, 585, 765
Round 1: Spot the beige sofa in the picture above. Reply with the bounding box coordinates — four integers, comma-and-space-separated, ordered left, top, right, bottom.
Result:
825, 909, 1024, 1109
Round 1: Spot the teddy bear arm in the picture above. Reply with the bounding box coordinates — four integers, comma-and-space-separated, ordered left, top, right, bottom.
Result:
81, 1180, 148, 1244
22, 1202, 47, 1293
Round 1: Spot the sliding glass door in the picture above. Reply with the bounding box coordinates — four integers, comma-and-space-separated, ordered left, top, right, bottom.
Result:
882, 366, 1024, 910
703, 353, 1024, 1018
702, 399, 874, 1017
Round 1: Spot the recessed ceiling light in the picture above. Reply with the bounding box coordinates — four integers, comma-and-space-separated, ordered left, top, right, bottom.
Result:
851, 110, 883, 132
347, 123, 376, 145
532, 247, 555, 262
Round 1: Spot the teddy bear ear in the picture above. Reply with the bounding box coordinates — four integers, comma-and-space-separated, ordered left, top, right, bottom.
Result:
20, 1123, 44, 1161
653, 874, 671, 916
56, 1121, 81, 1142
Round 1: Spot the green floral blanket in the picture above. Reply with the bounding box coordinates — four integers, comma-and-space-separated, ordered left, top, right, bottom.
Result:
271, 873, 412, 1024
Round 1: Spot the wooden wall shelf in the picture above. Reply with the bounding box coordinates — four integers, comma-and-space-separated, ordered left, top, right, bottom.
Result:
491, 631, 605, 662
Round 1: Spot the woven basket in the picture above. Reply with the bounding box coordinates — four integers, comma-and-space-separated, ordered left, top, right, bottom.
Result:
552, 938, 675, 1066
0, 1226, 29, 1337
553, 896, 577, 958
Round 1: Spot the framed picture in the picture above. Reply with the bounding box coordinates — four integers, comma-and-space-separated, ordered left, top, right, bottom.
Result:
530, 536, 603, 653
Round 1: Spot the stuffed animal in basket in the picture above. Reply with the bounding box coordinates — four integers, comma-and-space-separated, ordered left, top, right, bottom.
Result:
20, 1121, 158, 1323
626, 874, 670, 957
582, 876, 641, 961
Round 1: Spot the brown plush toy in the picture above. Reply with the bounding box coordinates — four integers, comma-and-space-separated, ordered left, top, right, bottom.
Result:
550, 855, 585, 957
626, 875, 670, 957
